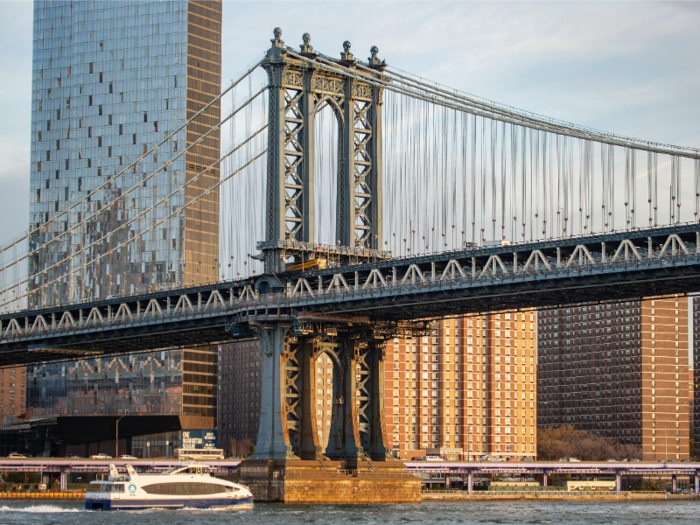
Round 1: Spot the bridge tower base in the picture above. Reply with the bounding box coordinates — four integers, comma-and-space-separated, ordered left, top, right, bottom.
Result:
235, 317, 433, 504
235, 459, 421, 504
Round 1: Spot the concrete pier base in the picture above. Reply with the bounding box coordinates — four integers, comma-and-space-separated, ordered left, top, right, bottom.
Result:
235, 459, 421, 504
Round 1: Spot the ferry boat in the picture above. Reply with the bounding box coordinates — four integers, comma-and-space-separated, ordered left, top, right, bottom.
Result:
85, 463, 253, 511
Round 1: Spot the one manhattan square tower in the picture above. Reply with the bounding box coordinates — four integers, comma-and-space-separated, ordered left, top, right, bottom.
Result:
28, 0, 221, 308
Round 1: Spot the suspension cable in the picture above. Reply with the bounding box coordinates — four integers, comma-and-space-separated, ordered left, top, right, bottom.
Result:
0, 54, 266, 257
4, 146, 268, 309
0, 126, 268, 304
0, 85, 266, 278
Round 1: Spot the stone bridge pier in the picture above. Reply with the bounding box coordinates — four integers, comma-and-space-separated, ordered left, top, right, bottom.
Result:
235, 319, 423, 503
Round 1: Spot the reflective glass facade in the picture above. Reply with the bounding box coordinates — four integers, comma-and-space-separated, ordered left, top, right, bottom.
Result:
27, 346, 217, 418
26, 0, 221, 421
28, 0, 221, 308
131, 430, 183, 458
27, 351, 183, 416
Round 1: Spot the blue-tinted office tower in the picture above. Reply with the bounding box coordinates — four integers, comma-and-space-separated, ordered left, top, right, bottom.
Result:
18, 1, 222, 457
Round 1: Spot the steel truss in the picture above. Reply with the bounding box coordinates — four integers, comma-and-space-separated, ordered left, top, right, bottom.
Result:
3, 224, 700, 365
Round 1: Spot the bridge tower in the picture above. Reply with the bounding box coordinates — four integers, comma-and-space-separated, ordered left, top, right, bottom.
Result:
258, 28, 389, 273
236, 30, 421, 503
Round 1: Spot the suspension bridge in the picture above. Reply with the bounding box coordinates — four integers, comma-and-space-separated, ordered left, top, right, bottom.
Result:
0, 29, 699, 497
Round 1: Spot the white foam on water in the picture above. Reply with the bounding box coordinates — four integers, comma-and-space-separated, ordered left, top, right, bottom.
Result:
180, 504, 253, 512
0, 504, 82, 513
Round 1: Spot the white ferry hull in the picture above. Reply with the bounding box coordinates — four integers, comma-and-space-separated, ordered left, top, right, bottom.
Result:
85, 495, 253, 511
86, 462, 252, 511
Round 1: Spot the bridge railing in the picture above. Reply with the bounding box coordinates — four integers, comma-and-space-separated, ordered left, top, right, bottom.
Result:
285, 251, 700, 307
2, 229, 700, 342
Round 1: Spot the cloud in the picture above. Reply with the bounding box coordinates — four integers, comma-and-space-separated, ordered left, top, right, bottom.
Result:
0, 1, 33, 240
1, 0, 699, 245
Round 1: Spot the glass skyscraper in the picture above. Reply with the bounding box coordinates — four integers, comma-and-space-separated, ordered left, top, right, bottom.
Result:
28, 0, 221, 307
28, 351, 184, 417
21, 1, 222, 447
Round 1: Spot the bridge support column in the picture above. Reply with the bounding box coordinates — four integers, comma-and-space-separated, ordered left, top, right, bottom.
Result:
338, 336, 393, 462
368, 340, 392, 461
299, 338, 324, 460
616, 473, 621, 494
60, 469, 68, 491
542, 472, 547, 487
468, 471, 473, 494
695, 473, 699, 495
341, 336, 364, 460
236, 303, 420, 503
249, 323, 295, 460
672, 474, 677, 494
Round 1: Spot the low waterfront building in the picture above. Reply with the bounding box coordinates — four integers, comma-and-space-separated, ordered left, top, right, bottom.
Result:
19, 348, 217, 457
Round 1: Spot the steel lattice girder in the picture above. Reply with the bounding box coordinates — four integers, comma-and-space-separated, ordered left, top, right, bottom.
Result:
3, 224, 700, 366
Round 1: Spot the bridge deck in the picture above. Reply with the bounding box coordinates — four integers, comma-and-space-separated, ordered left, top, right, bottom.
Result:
1, 224, 700, 365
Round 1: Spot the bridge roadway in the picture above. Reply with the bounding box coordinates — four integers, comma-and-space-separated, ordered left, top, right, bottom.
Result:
2, 224, 700, 365
1, 458, 698, 495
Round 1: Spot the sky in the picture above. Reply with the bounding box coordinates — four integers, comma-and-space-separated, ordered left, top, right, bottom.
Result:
0, 0, 699, 243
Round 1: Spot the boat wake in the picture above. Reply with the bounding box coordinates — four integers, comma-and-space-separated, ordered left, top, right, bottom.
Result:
180, 504, 254, 512
0, 504, 82, 513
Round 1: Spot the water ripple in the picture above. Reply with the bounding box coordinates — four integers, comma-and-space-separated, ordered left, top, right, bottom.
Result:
0, 500, 697, 524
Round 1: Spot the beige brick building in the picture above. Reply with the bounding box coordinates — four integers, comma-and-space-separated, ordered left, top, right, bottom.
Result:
641, 297, 689, 459
0, 366, 26, 422
384, 311, 537, 460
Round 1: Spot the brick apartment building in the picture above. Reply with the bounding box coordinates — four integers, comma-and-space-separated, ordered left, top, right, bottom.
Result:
217, 310, 538, 460
538, 296, 690, 460
693, 296, 700, 449
218, 340, 261, 453
0, 367, 26, 422
385, 312, 537, 460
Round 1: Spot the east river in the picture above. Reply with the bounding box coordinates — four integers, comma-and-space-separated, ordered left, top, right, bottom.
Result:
0, 501, 700, 525
0, 500, 698, 524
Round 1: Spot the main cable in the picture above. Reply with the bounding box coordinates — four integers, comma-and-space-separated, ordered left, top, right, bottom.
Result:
0, 85, 266, 278
4, 147, 268, 309
0, 55, 266, 258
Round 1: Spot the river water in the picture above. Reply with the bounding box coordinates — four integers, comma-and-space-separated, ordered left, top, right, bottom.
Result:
0, 500, 698, 524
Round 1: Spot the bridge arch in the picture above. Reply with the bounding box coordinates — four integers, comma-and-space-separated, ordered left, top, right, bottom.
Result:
313, 101, 342, 247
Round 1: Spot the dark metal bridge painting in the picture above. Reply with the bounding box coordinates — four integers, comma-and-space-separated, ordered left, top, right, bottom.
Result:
1, 29, 700, 480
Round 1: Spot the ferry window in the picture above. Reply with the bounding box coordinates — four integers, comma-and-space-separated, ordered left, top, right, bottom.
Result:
101, 484, 125, 493
142, 483, 227, 495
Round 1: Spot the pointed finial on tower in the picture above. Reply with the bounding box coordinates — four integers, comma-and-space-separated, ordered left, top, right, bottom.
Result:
271, 27, 284, 48
341, 40, 354, 62
300, 32, 313, 54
